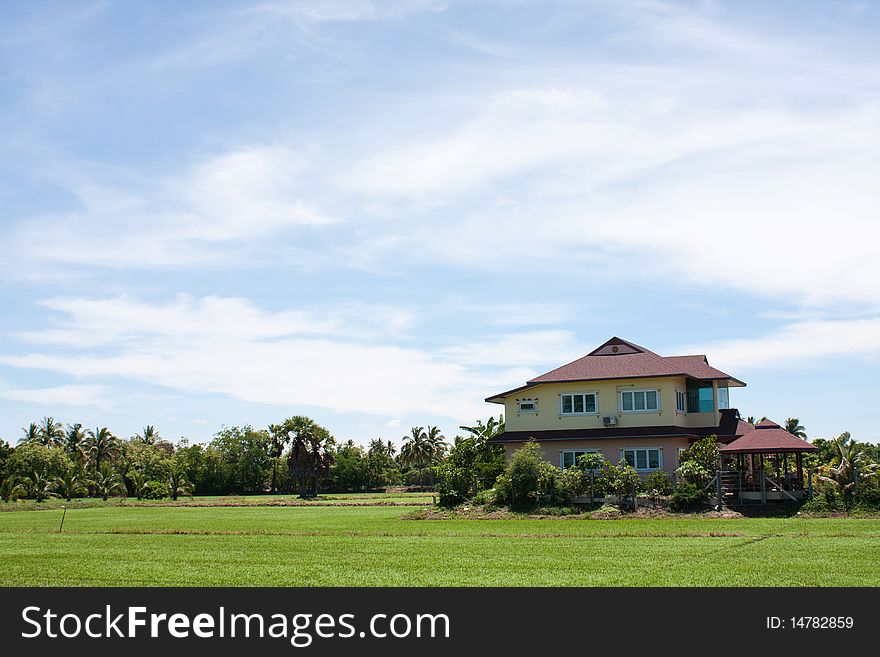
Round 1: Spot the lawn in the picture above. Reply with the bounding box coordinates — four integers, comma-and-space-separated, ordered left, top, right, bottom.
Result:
1, 496, 878, 586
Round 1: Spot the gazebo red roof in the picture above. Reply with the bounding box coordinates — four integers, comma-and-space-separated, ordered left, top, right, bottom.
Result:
719, 419, 817, 454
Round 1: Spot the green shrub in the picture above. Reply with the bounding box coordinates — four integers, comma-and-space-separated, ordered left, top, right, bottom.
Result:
495, 441, 543, 506
141, 480, 168, 500
669, 481, 709, 512
435, 462, 472, 507
645, 470, 674, 496
472, 487, 498, 507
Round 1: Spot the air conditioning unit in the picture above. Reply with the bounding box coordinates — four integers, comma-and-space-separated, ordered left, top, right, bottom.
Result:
602, 416, 618, 426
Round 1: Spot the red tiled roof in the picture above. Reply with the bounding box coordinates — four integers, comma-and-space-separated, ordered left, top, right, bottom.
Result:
719, 419, 816, 454
487, 337, 744, 401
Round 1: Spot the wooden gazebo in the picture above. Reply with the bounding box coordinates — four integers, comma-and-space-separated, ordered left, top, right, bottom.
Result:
717, 419, 817, 503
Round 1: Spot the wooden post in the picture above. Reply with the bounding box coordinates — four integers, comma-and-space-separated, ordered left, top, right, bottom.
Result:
807, 468, 813, 498
796, 453, 803, 489
716, 469, 722, 509
759, 467, 766, 504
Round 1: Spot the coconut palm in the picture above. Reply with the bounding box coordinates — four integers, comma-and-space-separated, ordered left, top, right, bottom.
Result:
138, 425, 159, 445
19, 422, 40, 444
424, 425, 448, 462
167, 471, 194, 501
91, 463, 126, 500
784, 418, 807, 439
17, 470, 59, 502
38, 416, 64, 446
55, 465, 88, 501
746, 416, 767, 426
817, 432, 878, 493
401, 427, 435, 486
86, 427, 119, 471
63, 423, 88, 462
128, 468, 148, 500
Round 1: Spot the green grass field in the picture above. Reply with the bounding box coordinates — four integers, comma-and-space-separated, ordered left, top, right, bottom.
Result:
1, 495, 879, 586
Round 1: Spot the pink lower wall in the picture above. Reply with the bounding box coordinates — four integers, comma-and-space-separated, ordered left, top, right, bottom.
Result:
501, 436, 693, 473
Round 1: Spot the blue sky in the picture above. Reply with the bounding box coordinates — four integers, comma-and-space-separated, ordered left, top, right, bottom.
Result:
1, 0, 879, 447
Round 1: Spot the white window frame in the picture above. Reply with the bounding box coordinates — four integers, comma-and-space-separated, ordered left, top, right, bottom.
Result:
517, 398, 538, 414
559, 448, 599, 470
559, 391, 599, 416
618, 388, 660, 413
621, 447, 663, 471
675, 389, 687, 414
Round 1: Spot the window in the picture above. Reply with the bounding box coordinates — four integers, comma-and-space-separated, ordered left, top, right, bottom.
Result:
517, 399, 538, 414
622, 448, 662, 471
686, 381, 714, 413
560, 392, 598, 415
619, 389, 659, 413
676, 389, 687, 413
560, 449, 599, 469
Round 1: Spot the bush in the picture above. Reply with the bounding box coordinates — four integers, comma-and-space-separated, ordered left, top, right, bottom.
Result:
495, 441, 544, 506
669, 481, 709, 512
435, 462, 472, 507
645, 470, 674, 496
472, 487, 499, 507
141, 480, 168, 500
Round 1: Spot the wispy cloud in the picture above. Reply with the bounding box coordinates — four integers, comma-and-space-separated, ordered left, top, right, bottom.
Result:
0, 383, 109, 410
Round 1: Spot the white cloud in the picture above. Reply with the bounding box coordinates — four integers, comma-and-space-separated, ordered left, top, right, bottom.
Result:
0, 384, 109, 409
681, 318, 880, 371
441, 330, 584, 368
1, 295, 506, 420
6, 146, 335, 271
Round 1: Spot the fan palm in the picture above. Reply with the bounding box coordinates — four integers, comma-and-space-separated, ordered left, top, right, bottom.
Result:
784, 418, 807, 439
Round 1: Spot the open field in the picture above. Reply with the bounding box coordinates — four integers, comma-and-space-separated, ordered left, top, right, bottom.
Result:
1, 495, 879, 586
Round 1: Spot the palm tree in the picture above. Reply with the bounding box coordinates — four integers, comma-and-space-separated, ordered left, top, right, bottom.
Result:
167, 471, 194, 501
0, 477, 20, 502
55, 465, 88, 501
784, 418, 807, 439
818, 432, 878, 494
283, 416, 335, 498
19, 422, 40, 444
63, 423, 88, 462
401, 427, 434, 486
138, 425, 159, 445
17, 470, 59, 502
128, 468, 148, 500
267, 423, 289, 494
38, 416, 64, 446
746, 416, 767, 426
91, 463, 125, 501
424, 425, 448, 462
86, 427, 119, 472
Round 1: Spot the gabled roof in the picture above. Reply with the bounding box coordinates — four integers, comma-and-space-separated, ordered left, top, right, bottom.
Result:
719, 418, 817, 454
487, 336, 744, 402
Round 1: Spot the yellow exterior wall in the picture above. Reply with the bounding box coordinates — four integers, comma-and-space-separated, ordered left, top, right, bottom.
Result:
502, 376, 719, 432
501, 436, 693, 474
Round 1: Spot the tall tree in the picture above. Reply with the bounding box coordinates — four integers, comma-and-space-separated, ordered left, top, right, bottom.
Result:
86, 427, 120, 472
784, 418, 807, 439
55, 463, 89, 501
138, 425, 160, 445
400, 427, 435, 486
267, 423, 289, 494
63, 423, 88, 462
283, 416, 335, 498
818, 432, 878, 494
38, 417, 64, 446
20, 423, 40, 445
91, 463, 125, 501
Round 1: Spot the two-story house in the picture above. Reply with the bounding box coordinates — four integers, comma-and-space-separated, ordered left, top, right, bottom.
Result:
485, 336, 747, 474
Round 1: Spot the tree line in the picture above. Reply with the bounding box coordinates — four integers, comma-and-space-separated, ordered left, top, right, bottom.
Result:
0, 415, 506, 501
